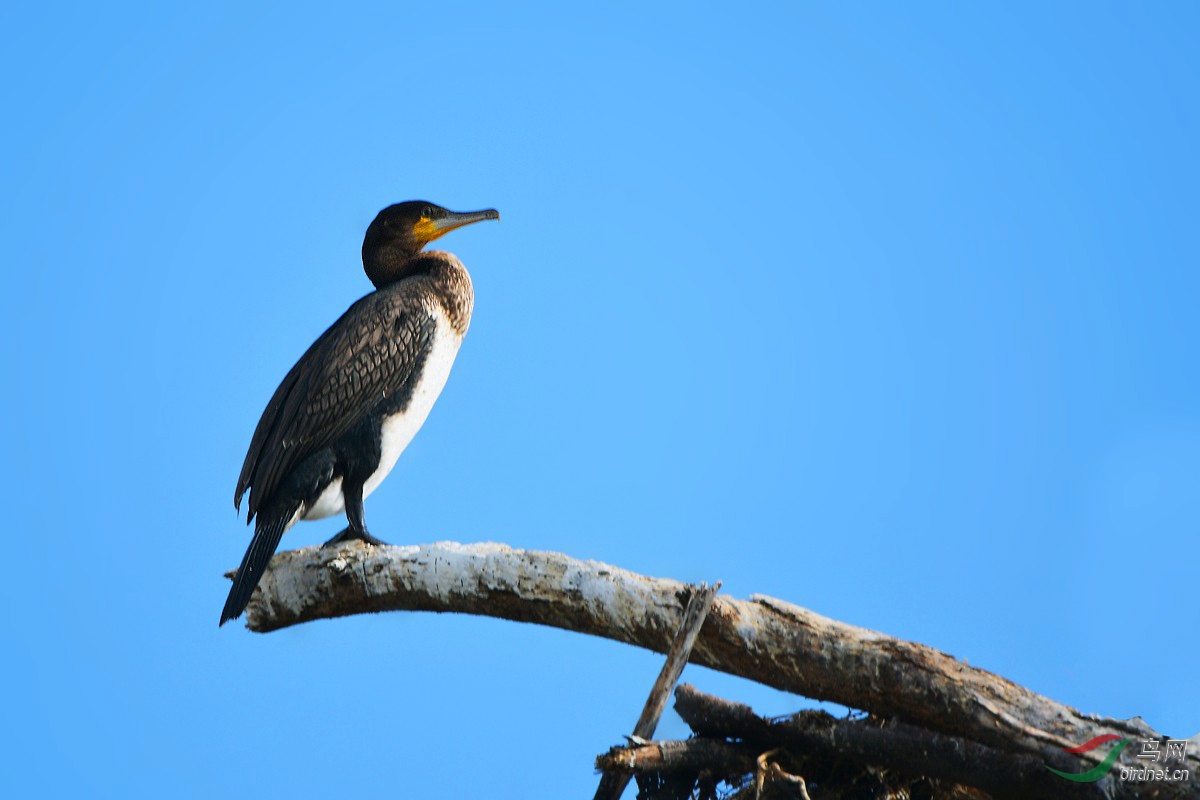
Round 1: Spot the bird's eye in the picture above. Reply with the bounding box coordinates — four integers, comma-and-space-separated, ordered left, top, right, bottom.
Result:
421, 206, 434, 218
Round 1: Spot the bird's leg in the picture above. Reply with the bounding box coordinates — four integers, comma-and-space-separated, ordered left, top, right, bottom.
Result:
321, 481, 389, 548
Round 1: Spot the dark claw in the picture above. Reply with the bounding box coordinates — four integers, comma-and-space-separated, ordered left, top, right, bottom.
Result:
321, 526, 389, 548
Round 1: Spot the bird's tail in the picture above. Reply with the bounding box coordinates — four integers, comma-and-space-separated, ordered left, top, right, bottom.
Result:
220, 504, 297, 626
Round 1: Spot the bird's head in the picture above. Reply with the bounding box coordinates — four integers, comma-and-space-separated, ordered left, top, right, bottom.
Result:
362, 201, 499, 287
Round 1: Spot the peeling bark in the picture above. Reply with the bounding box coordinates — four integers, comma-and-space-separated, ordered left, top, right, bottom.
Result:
237, 540, 1198, 799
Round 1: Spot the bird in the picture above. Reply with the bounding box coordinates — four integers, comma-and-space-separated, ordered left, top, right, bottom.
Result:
220, 201, 499, 626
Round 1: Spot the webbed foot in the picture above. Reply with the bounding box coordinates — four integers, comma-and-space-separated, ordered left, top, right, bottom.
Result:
321, 526, 389, 548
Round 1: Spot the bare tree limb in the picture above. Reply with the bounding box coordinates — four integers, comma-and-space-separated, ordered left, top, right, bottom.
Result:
594, 581, 720, 800
596, 737, 755, 777
672, 683, 1093, 800
238, 540, 1198, 798
631, 582, 720, 739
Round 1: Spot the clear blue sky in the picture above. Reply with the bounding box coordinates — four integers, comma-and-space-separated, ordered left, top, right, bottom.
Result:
2, 3, 1196, 797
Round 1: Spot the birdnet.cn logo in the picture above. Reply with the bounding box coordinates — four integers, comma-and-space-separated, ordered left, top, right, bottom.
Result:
1045, 734, 1190, 783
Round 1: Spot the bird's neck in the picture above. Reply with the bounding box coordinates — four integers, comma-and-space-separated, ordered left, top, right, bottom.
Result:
423, 251, 474, 336
370, 250, 474, 336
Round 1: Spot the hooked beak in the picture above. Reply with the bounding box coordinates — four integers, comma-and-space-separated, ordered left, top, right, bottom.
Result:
430, 208, 501, 238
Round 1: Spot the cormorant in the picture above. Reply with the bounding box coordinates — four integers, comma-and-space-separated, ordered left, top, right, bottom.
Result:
220, 201, 499, 626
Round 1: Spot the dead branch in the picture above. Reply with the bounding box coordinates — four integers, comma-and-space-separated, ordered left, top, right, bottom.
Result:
594, 582, 719, 800
672, 683, 1094, 800
236, 540, 1198, 799
596, 737, 756, 776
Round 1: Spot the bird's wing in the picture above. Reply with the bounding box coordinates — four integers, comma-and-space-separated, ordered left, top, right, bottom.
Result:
235, 291, 437, 521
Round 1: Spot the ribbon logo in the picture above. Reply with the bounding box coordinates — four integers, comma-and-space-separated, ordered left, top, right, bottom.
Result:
1045, 735, 1133, 783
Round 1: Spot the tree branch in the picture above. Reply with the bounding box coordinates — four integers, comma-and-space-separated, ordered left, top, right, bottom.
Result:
672, 683, 1088, 800
596, 737, 756, 776
594, 582, 719, 800
237, 540, 1198, 798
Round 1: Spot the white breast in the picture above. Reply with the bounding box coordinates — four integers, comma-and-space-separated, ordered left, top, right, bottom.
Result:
300, 308, 464, 522
365, 317, 463, 498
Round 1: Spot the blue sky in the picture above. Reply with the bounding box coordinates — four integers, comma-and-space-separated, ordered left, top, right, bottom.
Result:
2, 3, 1197, 797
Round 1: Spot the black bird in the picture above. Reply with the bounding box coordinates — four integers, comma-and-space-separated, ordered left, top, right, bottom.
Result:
220, 201, 499, 626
